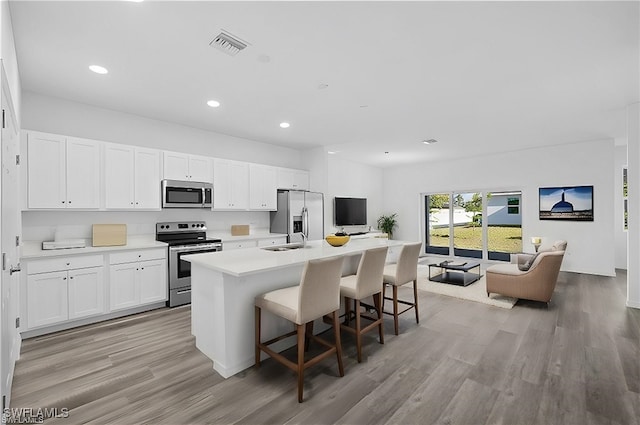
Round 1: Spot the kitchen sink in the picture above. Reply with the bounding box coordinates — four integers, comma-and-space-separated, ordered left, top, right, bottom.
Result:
261, 243, 306, 252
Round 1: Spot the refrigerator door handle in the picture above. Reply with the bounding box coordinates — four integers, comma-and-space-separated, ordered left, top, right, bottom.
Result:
302, 207, 309, 238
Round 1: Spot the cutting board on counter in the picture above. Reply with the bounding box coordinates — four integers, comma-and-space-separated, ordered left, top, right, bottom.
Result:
92, 224, 127, 247
231, 225, 250, 236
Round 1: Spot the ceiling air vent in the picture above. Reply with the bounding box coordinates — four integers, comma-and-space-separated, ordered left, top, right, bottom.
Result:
210, 31, 248, 57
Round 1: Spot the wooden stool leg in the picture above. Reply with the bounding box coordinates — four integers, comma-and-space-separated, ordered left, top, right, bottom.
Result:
297, 324, 305, 403
332, 311, 344, 377
305, 321, 314, 352
373, 292, 384, 344
413, 279, 420, 324
355, 299, 362, 362
393, 285, 399, 335
255, 306, 261, 367
344, 296, 352, 325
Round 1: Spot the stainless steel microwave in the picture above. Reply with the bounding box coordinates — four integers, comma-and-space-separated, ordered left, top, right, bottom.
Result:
162, 180, 213, 209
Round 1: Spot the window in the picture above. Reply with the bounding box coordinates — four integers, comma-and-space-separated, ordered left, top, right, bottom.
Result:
423, 190, 522, 261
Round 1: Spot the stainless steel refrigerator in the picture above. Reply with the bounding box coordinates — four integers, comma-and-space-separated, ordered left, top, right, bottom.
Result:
270, 190, 324, 243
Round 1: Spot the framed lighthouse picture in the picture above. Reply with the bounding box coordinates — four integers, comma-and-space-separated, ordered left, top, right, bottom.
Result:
539, 186, 594, 221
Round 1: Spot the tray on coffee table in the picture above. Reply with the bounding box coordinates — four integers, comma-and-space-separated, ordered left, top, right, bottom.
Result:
428, 261, 481, 287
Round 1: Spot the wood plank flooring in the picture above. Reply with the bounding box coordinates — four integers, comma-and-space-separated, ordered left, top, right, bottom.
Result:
10, 270, 640, 425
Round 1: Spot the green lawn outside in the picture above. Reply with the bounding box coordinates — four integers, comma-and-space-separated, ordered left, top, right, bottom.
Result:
429, 225, 522, 253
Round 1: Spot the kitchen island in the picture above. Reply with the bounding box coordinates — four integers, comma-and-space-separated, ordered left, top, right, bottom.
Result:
184, 237, 407, 378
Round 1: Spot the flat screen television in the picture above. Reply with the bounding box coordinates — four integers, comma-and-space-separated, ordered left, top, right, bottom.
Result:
334, 197, 367, 226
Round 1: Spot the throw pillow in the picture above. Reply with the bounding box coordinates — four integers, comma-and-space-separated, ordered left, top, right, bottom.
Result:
518, 253, 539, 271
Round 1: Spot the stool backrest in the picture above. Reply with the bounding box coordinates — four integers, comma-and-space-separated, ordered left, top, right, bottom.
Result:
298, 256, 344, 323
394, 242, 422, 285
355, 246, 389, 299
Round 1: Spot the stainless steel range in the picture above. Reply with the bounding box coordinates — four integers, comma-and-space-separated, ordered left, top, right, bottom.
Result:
156, 221, 222, 307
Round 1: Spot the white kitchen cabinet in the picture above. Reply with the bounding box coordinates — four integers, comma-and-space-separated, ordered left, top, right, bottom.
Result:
163, 151, 212, 182
109, 262, 139, 311
27, 132, 100, 209
256, 237, 288, 247
138, 260, 167, 304
213, 159, 249, 210
68, 267, 105, 320
277, 168, 309, 191
27, 271, 68, 328
109, 250, 167, 311
249, 164, 277, 210
26, 254, 105, 329
104, 143, 161, 209
135, 148, 162, 209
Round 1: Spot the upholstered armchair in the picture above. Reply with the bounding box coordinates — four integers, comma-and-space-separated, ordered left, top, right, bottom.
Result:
486, 240, 567, 303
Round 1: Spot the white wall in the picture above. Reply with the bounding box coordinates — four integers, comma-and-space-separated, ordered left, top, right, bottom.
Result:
2, 0, 20, 125
627, 103, 639, 308
614, 145, 628, 270
383, 139, 616, 277
21, 91, 303, 168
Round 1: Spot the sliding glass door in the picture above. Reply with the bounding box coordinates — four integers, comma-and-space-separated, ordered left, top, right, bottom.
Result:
425, 193, 450, 255
423, 189, 522, 261
452, 192, 482, 259
487, 191, 522, 261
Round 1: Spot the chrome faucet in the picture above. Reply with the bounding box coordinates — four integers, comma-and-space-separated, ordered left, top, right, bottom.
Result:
298, 232, 307, 248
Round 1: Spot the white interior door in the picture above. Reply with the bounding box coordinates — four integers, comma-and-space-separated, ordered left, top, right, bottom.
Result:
0, 63, 21, 408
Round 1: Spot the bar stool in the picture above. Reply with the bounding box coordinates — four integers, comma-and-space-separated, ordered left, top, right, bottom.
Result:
339, 246, 388, 362
382, 242, 422, 335
254, 256, 344, 403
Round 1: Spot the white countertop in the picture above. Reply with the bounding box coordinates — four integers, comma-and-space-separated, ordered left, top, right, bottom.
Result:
185, 237, 407, 277
21, 235, 167, 260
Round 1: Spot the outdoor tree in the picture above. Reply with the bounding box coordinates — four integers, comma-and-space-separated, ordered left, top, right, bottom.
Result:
428, 194, 449, 210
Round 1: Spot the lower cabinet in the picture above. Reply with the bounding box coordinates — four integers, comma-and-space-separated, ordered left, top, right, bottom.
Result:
109, 253, 166, 312
24, 248, 166, 333
27, 263, 104, 329
257, 237, 288, 247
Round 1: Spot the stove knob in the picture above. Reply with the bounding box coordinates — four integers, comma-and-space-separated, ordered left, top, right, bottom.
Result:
160, 225, 165, 229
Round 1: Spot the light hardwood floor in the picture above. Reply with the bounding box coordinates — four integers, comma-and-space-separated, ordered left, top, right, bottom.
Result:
11, 270, 640, 425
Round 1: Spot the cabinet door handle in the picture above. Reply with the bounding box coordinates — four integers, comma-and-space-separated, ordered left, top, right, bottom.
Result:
63, 277, 66, 280
9, 264, 21, 275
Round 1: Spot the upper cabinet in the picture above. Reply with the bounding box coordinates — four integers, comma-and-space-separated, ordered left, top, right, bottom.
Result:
27, 132, 100, 209
163, 151, 212, 183
104, 143, 161, 210
277, 168, 309, 191
249, 164, 277, 210
213, 159, 249, 210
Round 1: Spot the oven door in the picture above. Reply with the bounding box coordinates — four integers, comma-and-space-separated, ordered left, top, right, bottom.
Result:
168, 243, 221, 290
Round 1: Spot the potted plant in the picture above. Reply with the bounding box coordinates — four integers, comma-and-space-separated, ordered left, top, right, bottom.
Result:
377, 213, 398, 239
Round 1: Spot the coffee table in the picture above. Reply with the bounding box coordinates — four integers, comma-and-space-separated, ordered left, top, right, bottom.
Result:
428, 261, 481, 287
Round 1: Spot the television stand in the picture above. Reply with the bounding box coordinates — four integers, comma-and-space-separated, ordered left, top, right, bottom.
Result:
348, 231, 368, 236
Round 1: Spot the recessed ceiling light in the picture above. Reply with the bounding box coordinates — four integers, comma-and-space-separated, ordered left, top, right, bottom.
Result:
280, 122, 290, 129
89, 65, 108, 75
207, 100, 221, 108
328, 151, 337, 155
422, 139, 438, 145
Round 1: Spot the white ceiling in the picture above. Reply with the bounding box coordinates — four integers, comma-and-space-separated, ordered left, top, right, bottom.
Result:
10, 1, 639, 167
